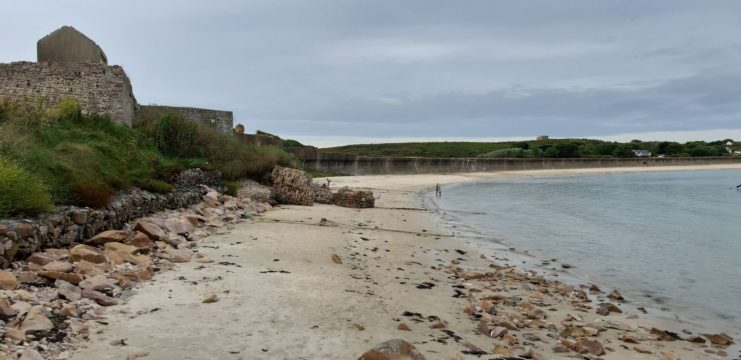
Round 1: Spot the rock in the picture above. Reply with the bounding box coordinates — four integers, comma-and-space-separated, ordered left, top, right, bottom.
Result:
493, 345, 513, 356
79, 275, 115, 291
703, 333, 733, 346
650, 327, 680, 341
607, 289, 624, 301
596, 302, 622, 315
20, 306, 54, 331
126, 352, 150, 360
27, 252, 55, 266
135, 220, 166, 240
429, 320, 446, 329
397, 322, 411, 331
43, 260, 73, 273
332, 188, 375, 208
164, 218, 195, 235
104, 242, 140, 265
354, 323, 366, 331
69, 244, 106, 264
577, 337, 606, 356
0, 270, 18, 290
687, 335, 706, 343
0, 298, 18, 317
58, 303, 78, 317
312, 183, 333, 204
358, 339, 426, 360
56, 279, 82, 301
17, 271, 42, 284
271, 166, 315, 205
68, 318, 89, 334
37, 271, 82, 284
126, 232, 153, 253
165, 247, 192, 263
519, 346, 533, 359
492, 326, 508, 338
4, 328, 26, 342
661, 352, 679, 360
332, 254, 342, 264
87, 230, 128, 245
634, 347, 653, 355
81, 289, 118, 306
620, 335, 641, 344
19, 349, 45, 360
202, 294, 219, 303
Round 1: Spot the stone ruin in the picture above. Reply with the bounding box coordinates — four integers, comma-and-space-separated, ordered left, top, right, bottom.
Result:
0, 25, 233, 131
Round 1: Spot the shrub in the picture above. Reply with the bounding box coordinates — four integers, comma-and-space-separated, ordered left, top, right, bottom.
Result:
153, 113, 200, 158
222, 180, 240, 197
68, 180, 114, 208
478, 148, 530, 158
0, 157, 53, 216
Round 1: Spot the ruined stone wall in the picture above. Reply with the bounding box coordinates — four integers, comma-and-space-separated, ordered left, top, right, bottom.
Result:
0, 61, 136, 126
235, 133, 284, 147
136, 105, 233, 133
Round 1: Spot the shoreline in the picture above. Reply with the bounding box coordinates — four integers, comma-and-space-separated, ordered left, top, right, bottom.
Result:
65, 164, 738, 359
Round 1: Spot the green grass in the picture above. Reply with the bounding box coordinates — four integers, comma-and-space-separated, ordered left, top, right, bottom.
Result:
303, 168, 349, 178
0, 156, 53, 217
0, 98, 298, 215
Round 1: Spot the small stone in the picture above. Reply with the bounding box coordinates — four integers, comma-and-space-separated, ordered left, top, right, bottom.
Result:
81, 289, 118, 306
27, 252, 55, 266
596, 302, 622, 316
126, 232, 153, 253
79, 275, 115, 291
58, 303, 78, 317
634, 347, 653, 354
126, 352, 150, 360
358, 339, 426, 360
21, 306, 54, 331
703, 333, 733, 346
135, 220, 166, 240
0, 270, 18, 290
87, 230, 128, 245
202, 294, 219, 303
56, 279, 82, 301
620, 335, 641, 344
661, 352, 679, 360
687, 335, 706, 343
37, 270, 83, 284
68, 318, 89, 334
491, 326, 508, 338
493, 345, 513, 356
164, 247, 192, 263
607, 289, 624, 301
331, 254, 342, 264
577, 337, 606, 356
429, 320, 446, 329
70, 244, 106, 264
0, 298, 18, 317
17, 271, 42, 284
397, 322, 411, 331
43, 260, 73, 272
19, 349, 45, 360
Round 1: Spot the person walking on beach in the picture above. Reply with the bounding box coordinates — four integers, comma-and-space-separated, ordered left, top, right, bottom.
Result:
435, 183, 442, 197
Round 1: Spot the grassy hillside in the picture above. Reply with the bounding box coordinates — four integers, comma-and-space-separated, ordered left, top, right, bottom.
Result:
0, 98, 295, 217
323, 138, 734, 159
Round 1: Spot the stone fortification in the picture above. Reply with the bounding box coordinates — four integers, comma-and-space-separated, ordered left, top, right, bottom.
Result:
0, 169, 223, 268
0, 61, 136, 126
136, 105, 233, 133
37, 26, 107, 64
235, 133, 284, 147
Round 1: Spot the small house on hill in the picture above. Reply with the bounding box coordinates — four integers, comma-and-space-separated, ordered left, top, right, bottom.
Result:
632, 150, 652, 157
37, 26, 108, 64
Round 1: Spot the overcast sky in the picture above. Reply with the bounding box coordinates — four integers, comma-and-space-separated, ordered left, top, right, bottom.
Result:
2, 1, 740, 146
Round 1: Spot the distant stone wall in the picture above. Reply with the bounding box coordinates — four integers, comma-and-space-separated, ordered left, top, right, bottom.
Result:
136, 105, 233, 133
235, 133, 284, 147
304, 153, 741, 175
0, 61, 136, 126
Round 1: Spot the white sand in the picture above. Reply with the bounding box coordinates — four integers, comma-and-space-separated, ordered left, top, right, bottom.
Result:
69, 164, 741, 360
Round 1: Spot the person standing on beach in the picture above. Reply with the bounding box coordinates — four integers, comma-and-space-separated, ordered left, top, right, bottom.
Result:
435, 183, 442, 197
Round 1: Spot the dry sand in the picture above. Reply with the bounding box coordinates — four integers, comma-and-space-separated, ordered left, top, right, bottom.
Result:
70, 164, 741, 360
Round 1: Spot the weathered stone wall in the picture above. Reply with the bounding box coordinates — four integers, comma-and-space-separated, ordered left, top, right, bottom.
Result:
37, 26, 107, 64
136, 105, 233, 133
304, 153, 741, 175
235, 133, 284, 147
0, 169, 224, 268
0, 61, 136, 126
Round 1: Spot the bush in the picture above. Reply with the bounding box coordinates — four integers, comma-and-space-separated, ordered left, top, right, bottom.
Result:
153, 113, 200, 158
478, 148, 531, 158
0, 157, 53, 216
222, 180, 240, 197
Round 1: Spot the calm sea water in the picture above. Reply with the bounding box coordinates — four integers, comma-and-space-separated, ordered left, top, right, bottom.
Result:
438, 169, 741, 336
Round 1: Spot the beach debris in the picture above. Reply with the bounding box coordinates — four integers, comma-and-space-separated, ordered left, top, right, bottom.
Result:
202, 294, 219, 304
561, 263, 573, 269
357, 339, 426, 360
331, 254, 342, 264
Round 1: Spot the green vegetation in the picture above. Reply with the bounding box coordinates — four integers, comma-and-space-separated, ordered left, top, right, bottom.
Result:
0, 98, 297, 216
323, 138, 734, 158
303, 167, 349, 178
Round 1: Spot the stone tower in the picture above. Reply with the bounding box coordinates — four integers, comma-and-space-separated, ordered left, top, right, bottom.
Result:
37, 26, 108, 64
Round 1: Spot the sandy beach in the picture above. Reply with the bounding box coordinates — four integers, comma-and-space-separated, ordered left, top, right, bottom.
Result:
67, 165, 741, 360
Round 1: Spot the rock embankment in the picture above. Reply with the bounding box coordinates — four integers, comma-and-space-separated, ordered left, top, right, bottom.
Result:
0, 184, 273, 359
0, 169, 224, 268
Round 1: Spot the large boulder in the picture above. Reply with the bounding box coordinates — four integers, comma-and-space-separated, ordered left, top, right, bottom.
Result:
358, 339, 426, 360
313, 184, 333, 204
0, 270, 18, 290
332, 187, 375, 208
270, 166, 314, 206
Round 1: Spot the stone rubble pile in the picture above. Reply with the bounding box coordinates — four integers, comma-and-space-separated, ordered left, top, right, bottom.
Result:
331, 187, 375, 208
0, 186, 273, 359
270, 166, 314, 206
442, 260, 735, 359
0, 169, 225, 268
311, 184, 333, 204
236, 179, 273, 204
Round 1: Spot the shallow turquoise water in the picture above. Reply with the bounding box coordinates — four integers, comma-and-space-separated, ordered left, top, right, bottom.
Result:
438, 169, 741, 336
